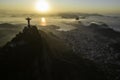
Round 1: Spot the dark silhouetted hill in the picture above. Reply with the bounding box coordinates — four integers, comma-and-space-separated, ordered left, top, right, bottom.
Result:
0, 26, 107, 80
0, 23, 17, 28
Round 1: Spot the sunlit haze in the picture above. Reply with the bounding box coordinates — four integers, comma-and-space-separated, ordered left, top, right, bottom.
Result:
0, 0, 120, 14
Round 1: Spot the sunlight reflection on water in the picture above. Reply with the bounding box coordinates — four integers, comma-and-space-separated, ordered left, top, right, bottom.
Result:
40, 17, 47, 26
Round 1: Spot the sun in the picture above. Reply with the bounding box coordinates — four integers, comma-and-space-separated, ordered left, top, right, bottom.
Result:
35, 0, 50, 12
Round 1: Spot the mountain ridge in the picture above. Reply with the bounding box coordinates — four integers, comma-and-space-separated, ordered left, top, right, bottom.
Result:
0, 26, 106, 80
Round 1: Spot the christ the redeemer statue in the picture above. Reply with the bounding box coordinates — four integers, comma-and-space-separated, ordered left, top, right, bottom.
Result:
26, 17, 31, 28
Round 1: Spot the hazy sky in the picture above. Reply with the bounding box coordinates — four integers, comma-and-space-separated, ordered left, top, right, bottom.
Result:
0, 0, 120, 14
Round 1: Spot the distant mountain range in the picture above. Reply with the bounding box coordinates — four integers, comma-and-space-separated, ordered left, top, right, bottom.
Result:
59, 13, 103, 19
0, 11, 104, 18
